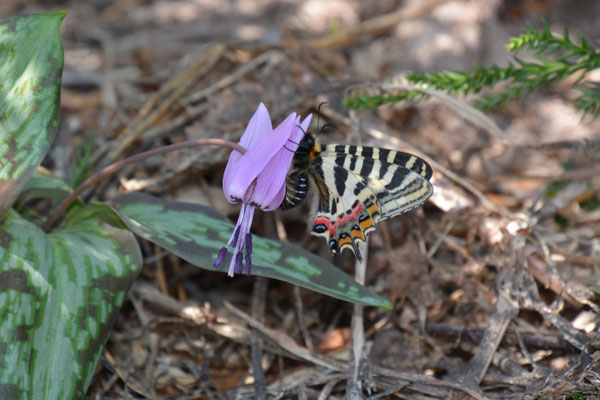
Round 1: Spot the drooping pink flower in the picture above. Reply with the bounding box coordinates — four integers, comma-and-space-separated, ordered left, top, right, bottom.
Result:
214, 103, 312, 276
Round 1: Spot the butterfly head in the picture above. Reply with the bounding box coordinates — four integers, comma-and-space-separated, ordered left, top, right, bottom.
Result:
294, 132, 320, 160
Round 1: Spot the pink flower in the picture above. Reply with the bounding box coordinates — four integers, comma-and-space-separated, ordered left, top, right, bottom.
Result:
214, 103, 312, 276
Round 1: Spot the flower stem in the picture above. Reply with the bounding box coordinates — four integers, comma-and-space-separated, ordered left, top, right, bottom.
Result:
42, 138, 246, 232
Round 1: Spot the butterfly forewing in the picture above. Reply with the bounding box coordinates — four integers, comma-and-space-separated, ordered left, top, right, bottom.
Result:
281, 135, 433, 260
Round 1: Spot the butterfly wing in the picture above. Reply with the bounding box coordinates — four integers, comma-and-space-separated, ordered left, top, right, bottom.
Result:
309, 145, 433, 260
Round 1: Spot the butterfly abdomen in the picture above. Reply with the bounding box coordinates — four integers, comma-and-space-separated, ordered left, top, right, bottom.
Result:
280, 133, 321, 211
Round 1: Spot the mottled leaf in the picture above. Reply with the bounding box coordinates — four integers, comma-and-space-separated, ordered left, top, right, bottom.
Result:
13, 170, 74, 211
110, 192, 392, 309
0, 12, 65, 220
0, 208, 142, 400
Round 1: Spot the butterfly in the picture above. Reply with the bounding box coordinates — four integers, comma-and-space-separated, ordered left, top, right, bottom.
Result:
280, 132, 433, 262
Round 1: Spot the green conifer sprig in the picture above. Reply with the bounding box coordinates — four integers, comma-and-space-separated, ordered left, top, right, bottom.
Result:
344, 23, 600, 117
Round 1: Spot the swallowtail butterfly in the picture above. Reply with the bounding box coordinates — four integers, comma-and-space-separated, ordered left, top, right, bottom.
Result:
281, 132, 433, 261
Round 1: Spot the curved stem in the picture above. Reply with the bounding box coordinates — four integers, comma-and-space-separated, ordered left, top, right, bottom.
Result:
42, 138, 246, 232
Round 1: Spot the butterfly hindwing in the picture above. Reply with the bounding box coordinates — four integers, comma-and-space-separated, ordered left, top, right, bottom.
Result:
281, 136, 433, 260
311, 149, 432, 260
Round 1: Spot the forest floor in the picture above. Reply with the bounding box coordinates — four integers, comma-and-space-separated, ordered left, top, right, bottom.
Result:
3, 0, 600, 398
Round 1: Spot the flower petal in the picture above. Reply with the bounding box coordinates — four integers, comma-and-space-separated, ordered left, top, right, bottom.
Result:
239, 103, 273, 149
223, 112, 297, 203
297, 114, 313, 142
223, 103, 273, 200
253, 113, 313, 210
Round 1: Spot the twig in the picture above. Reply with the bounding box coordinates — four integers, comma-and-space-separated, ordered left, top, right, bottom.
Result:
317, 377, 343, 400
294, 285, 315, 352
274, 211, 315, 352
224, 301, 341, 371
345, 241, 368, 398
181, 50, 280, 106
459, 269, 519, 388
251, 277, 268, 400
42, 138, 246, 232
424, 322, 577, 353
103, 350, 154, 399
304, 0, 447, 49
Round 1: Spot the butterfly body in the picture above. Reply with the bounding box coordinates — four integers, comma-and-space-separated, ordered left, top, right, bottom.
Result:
281, 133, 433, 261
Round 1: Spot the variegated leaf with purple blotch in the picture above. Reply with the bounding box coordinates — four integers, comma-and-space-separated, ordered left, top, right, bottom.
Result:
0, 207, 142, 399
109, 192, 392, 309
0, 12, 65, 220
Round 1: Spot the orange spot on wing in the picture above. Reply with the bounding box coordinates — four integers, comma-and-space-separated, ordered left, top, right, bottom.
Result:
338, 235, 352, 247
351, 228, 365, 241
359, 216, 374, 231
367, 204, 379, 216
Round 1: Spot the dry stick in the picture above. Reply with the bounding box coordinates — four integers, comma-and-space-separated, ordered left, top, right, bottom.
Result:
346, 242, 368, 398
459, 269, 519, 390
345, 110, 368, 399
305, 0, 447, 49
293, 285, 315, 352
425, 322, 576, 353
274, 211, 315, 352
181, 49, 279, 106
42, 138, 246, 232
251, 277, 268, 400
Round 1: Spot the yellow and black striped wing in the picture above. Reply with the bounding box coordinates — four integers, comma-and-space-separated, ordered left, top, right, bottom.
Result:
309, 145, 433, 261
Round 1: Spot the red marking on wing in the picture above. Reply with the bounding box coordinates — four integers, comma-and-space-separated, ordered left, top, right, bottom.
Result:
335, 202, 363, 228
316, 203, 364, 237
314, 216, 333, 234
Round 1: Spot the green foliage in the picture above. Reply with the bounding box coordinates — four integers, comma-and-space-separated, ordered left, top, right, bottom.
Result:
589, 285, 600, 294
67, 133, 96, 188
554, 214, 569, 229
570, 392, 587, 400
343, 90, 424, 110
579, 195, 600, 211
0, 11, 65, 220
545, 181, 565, 198
110, 192, 392, 309
0, 209, 142, 399
344, 22, 600, 116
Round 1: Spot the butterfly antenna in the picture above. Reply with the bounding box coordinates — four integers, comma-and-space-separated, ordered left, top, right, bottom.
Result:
316, 101, 327, 131
317, 123, 332, 139
315, 102, 330, 139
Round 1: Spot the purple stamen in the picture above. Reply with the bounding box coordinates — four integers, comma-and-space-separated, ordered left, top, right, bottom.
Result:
235, 252, 244, 275
214, 247, 227, 268
245, 233, 252, 255
230, 226, 241, 248
245, 253, 252, 276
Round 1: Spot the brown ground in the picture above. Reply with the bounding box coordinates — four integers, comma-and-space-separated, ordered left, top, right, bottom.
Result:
4, 0, 600, 398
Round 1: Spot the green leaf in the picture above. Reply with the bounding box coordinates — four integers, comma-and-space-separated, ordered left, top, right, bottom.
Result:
0, 207, 142, 399
13, 171, 74, 211
0, 12, 65, 220
109, 192, 392, 309
64, 201, 127, 230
